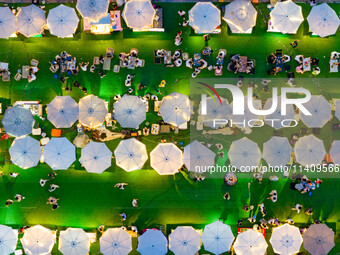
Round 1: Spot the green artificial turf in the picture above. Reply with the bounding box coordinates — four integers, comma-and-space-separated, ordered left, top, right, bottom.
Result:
1, 2, 340, 254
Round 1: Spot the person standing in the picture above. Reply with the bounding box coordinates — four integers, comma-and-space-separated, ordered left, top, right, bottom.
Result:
5, 199, 13, 207
14, 194, 25, 202
10, 172, 20, 178
49, 184, 59, 192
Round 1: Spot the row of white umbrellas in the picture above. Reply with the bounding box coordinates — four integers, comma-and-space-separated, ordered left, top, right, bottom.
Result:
0, 223, 334, 255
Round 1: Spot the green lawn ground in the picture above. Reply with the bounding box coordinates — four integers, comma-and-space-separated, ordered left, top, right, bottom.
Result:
1, 2, 340, 254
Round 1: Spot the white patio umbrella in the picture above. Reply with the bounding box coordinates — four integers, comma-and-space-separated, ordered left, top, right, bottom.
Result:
114, 138, 148, 172
169, 226, 201, 255
59, 228, 90, 255
335, 99, 340, 121
21, 225, 54, 255
307, 3, 340, 38
79, 141, 112, 173
270, 224, 303, 255
9, 135, 42, 169
159, 92, 192, 127
300, 95, 331, 128
230, 97, 261, 128
330, 140, 340, 165
150, 143, 183, 175
294, 135, 326, 166
76, 0, 109, 22
198, 95, 232, 129
0, 7, 16, 39
44, 137, 76, 170
114, 95, 146, 129
264, 98, 295, 129
2, 105, 35, 137
122, 0, 156, 29
17, 5, 46, 37
223, 0, 257, 33
228, 137, 261, 171
303, 224, 335, 255
137, 229, 168, 255
234, 229, 268, 255
47, 96, 79, 128
189, 2, 221, 34
0, 225, 18, 255
270, 0, 304, 34
100, 228, 132, 255
47, 4, 79, 38
201, 221, 234, 255
183, 140, 215, 172
263, 136, 292, 167
79, 95, 108, 129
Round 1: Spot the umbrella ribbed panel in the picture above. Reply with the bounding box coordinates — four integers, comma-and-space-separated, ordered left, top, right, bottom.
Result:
79, 141, 112, 173
303, 224, 335, 255
183, 140, 215, 172
300, 95, 331, 128
150, 143, 183, 175
137, 229, 168, 255
79, 95, 108, 129
77, 0, 109, 22
169, 226, 201, 255
47, 96, 79, 128
0, 7, 16, 39
189, 2, 221, 34
264, 97, 295, 129
0, 225, 18, 255
2, 105, 35, 137
17, 5, 46, 37
21, 225, 54, 255
114, 95, 146, 128
263, 136, 292, 167
100, 228, 132, 255
294, 134, 326, 166
122, 0, 155, 29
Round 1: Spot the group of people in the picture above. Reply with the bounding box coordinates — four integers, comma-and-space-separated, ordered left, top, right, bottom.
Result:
290, 174, 322, 195
227, 54, 255, 75
40, 172, 60, 210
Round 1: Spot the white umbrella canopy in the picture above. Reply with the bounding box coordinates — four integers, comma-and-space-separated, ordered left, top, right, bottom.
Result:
234, 229, 268, 255
114, 95, 146, 129
79, 95, 108, 129
201, 221, 234, 255
59, 228, 90, 255
224, 0, 257, 33
228, 137, 261, 171
47, 4, 79, 38
264, 98, 295, 130
307, 3, 340, 38
303, 224, 335, 255
114, 138, 148, 172
335, 99, 340, 121
198, 95, 232, 129
9, 135, 42, 169
230, 97, 261, 128
0, 225, 18, 255
0, 7, 16, 39
137, 229, 168, 255
169, 226, 201, 255
159, 92, 192, 127
300, 95, 331, 128
189, 2, 221, 34
294, 135, 326, 166
263, 136, 292, 167
270, 0, 304, 34
17, 5, 46, 37
100, 228, 132, 255
21, 225, 54, 255
150, 143, 183, 175
47, 96, 79, 128
76, 0, 109, 22
79, 141, 112, 173
270, 224, 303, 255
44, 137, 76, 170
183, 140, 215, 172
330, 140, 340, 165
122, 0, 155, 29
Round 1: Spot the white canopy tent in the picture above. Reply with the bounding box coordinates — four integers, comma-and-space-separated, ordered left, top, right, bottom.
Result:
263, 97, 295, 129
21, 225, 54, 255
47, 4, 79, 38
189, 2, 221, 34
183, 140, 215, 172
114, 138, 148, 172
47, 96, 79, 128
76, 0, 109, 22
300, 95, 331, 128
114, 95, 146, 129
330, 140, 340, 165
263, 136, 292, 167
79, 141, 112, 173
122, 0, 155, 29
234, 229, 268, 255
223, 0, 257, 33
0, 225, 18, 255
0, 7, 16, 39
307, 3, 340, 38
100, 228, 132, 255
151, 143, 183, 175
79, 95, 108, 129
270, 224, 303, 255
270, 0, 304, 34
59, 228, 90, 255
294, 135, 326, 166
228, 137, 261, 171
159, 92, 192, 127
169, 226, 201, 255
201, 221, 234, 254
137, 229, 168, 255
303, 224, 335, 255
44, 137, 76, 170
17, 5, 46, 37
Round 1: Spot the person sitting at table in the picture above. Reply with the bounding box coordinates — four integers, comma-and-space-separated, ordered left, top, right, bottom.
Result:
175, 36, 182, 46
202, 46, 212, 56
311, 57, 319, 66
214, 65, 222, 75
122, 59, 129, 67
283, 55, 291, 63
130, 49, 138, 57
178, 10, 186, 17
192, 71, 198, 78
174, 58, 182, 67
55, 55, 61, 62
296, 65, 304, 74
331, 51, 340, 59
30, 66, 39, 74
246, 66, 253, 74
173, 50, 181, 59
267, 53, 276, 64
80, 62, 89, 71
198, 59, 207, 70
98, 70, 106, 79
295, 55, 304, 63
90, 65, 96, 73
72, 66, 79, 75
186, 58, 193, 68
267, 68, 277, 75
119, 53, 127, 60
312, 67, 320, 76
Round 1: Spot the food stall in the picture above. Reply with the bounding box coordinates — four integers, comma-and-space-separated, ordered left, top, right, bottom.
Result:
83, 10, 122, 34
